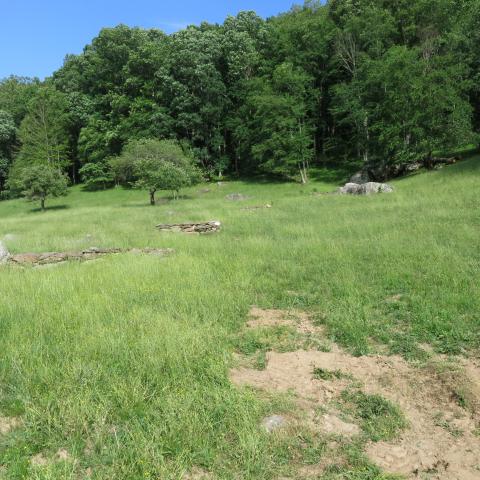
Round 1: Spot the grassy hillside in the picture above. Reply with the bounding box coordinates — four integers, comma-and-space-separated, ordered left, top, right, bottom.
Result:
0, 158, 479, 479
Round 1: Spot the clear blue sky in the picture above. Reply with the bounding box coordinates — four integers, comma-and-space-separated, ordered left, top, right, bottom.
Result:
0, 0, 298, 80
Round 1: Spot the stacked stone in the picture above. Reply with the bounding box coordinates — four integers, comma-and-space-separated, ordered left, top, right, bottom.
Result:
156, 221, 221, 234
6, 247, 174, 267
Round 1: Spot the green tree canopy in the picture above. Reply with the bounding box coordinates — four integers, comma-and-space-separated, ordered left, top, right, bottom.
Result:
19, 165, 69, 211
117, 139, 201, 204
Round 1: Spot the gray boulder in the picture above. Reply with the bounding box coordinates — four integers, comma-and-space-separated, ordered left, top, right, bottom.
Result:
0, 241, 9, 264
338, 183, 363, 194
361, 182, 394, 194
261, 415, 286, 433
339, 182, 393, 195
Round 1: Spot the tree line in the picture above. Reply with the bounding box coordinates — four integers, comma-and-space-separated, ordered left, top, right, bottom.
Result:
1, 0, 479, 202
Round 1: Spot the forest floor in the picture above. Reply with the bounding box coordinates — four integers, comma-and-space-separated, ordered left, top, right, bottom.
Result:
0, 157, 479, 479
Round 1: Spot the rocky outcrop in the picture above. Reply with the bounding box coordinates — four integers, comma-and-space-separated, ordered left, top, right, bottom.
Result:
0, 241, 9, 264
5, 247, 174, 267
339, 182, 394, 195
351, 156, 459, 184
156, 221, 221, 234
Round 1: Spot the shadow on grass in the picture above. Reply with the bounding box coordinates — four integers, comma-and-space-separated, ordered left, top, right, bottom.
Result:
121, 195, 195, 208
28, 205, 70, 213
438, 154, 480, 175
231, 165, 356, 186
308, 166, 356, 185
232, 174, 288, 185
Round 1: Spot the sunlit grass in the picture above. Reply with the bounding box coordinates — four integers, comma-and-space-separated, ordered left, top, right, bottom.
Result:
0, 158, 479, 478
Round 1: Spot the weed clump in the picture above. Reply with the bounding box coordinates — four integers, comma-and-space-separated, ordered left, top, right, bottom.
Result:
341, 391, 407, 442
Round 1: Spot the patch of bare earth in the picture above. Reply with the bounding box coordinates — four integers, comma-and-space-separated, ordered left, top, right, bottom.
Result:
0, 416, 21, 435
182, 466, 212, 479
247, 307, 323, 336
231, 308, 480, 479
30, 448, 73, 468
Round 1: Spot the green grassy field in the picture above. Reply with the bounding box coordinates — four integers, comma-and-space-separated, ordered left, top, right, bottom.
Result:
0, 158, 479, 479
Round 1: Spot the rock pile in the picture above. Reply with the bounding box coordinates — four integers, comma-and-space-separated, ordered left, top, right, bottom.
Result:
339, 182, 394, 195
5, 247, 174, 267
156, 221, 221, 234
0, 241, 9, 264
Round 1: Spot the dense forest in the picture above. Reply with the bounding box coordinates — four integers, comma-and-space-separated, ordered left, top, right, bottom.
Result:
1, 0, 479, 197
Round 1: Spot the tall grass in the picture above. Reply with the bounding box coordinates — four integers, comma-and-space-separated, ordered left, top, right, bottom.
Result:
0, 158, 478, 478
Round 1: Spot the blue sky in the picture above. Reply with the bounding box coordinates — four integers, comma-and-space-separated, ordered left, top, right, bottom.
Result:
0, 0, 298, 80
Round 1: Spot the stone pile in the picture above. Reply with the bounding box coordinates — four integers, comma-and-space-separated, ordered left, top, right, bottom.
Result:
5, 247, 174, 267
156, 221, 221, 234
338, 182, 394, 195
0, 241, 9, 264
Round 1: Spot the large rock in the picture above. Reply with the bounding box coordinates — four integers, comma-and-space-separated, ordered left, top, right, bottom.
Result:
361, 182, 394, 194
0, 241, 9, 264
339, 182, 393, 195
339, 183, 363, 195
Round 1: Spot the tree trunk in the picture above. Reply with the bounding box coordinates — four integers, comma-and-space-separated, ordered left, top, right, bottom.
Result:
150, 191, 155, 206
40, 198, 45, 211
299, 165, 308, 185
424, 151, 434, 169
235, 153, 240, 176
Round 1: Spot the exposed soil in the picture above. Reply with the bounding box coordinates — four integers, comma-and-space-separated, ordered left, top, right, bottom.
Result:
246, 307, 321, 335
183, 467, 212, 479
231, 308, 480, 479
0, 416, 20, 435
30, 448, 72, 468
30, 453, 49, 467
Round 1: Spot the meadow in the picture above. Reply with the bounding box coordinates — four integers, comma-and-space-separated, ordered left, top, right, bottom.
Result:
0, 157, 479, 479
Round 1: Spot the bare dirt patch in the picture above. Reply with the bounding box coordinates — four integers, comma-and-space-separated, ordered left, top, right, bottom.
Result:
0, 416, 21, 435
30, 453, 49, 467
231, 308, 480, 479
246, 307, 322, 336
319, 413, 360, 437
183, 466, 212, 479
30, 448, 73, 468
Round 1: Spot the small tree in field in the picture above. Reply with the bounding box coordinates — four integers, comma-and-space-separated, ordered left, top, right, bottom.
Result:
20, 165, 68, 211
119, 139, 201, 205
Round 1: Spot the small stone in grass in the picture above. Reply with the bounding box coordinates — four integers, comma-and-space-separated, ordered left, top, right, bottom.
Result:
262, 415, 287, 433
